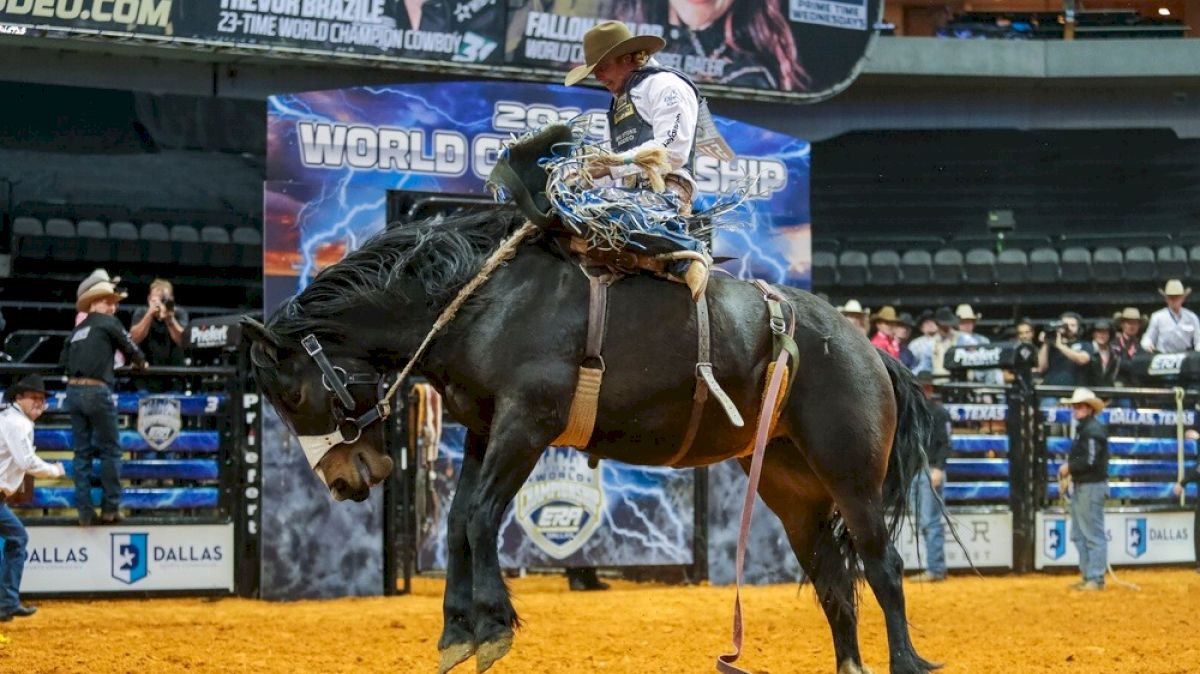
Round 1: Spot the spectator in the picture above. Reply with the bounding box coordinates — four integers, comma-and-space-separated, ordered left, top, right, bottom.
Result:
0, 375, 66, 621
908, 310, 938, 374
1015, 319, 1036, 346
1113, 307, 1146, 386
930, 307, 973, 378
130, 279, 188, 366
1171, 432, 1199, 574
1038, 312, 1093, 391
837, 300, 870, 336
910, 371, 950, 582
1088, 320, 1119, 388
60, 275, 146, 526
1142, 280, 1200, 354
955, 304, 988, 346
1057, 388, 1109, 591
870, 306, 902, 359
895, 312, 917, 369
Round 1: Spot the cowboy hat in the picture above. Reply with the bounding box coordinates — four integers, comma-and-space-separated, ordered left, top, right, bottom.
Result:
1060, 387, 1105, 412
1114, 307, 1147, 325
4, 375, 47, 404
837, 299, 869, 316
1091, 318, 1113, 334
563, 21, 666, 86
955, 304, 982, 321
77, 268, 120, 299
1159, 279, 1192, 298
871, 306, 900, 323
896, 312, 915, 329
934, 307, 958, 329
76, 280, 127, 313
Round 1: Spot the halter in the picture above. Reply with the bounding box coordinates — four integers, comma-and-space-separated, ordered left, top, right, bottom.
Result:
296, 334, 387, 469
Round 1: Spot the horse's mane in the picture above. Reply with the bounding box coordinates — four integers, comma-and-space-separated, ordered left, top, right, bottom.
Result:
266, 207, 528, 344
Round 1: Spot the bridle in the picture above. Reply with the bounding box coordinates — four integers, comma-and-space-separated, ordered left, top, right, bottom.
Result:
296, 333, 390, 469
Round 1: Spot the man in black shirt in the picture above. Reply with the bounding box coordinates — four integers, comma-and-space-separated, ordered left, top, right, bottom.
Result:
1171, 438, 1200, 573
1058, 388, 1109, 591
60, 277, 146, 525
130, 279, 188, 393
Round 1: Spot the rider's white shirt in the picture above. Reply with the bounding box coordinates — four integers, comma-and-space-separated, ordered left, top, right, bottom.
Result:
606, 61, 698, 185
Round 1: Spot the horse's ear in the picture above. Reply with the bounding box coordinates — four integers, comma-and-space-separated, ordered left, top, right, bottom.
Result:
241, 316, 281, 349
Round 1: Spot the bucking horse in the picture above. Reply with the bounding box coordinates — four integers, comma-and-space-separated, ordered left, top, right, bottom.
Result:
243, 128, 940, 674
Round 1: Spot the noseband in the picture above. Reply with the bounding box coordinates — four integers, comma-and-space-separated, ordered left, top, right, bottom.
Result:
296, 334, 389, 469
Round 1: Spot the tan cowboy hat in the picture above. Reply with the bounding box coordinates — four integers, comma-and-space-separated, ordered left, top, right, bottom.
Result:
1114, 307, 1147, 325
1159, 279, 1191, 297
1060, 387, 1106, 412
955, 303, 982, 321
871, 306, 900, 323
76, 280, 127, 313
77, 268, 120, 299
838, 299, 869, 317
563, 21, 666, 87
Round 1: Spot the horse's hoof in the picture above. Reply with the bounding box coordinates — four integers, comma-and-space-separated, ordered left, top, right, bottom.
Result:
475, 634, 513, 673
837, 661, 873, 674
437, 642, 475, 674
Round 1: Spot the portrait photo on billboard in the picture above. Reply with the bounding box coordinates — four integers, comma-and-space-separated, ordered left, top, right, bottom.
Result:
509, 0, 881, 98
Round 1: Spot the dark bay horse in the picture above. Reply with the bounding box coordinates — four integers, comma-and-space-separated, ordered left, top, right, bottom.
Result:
243, 209, 939, 674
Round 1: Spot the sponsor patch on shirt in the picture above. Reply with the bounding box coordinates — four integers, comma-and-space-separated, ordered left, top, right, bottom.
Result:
612, 95, 635, 124
71, 327, 90, 343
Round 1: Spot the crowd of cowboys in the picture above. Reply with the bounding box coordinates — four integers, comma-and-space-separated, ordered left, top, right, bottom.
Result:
832, 278, 1200, 389
0, 269, 189, 619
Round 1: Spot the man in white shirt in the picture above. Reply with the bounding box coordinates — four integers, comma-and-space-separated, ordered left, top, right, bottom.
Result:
0, 375, 65, 621
565, 20, 709, 298
1141, 279, 1200, 354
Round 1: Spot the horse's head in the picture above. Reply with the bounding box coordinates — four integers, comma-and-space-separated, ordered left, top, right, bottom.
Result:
242, 317, 394, 502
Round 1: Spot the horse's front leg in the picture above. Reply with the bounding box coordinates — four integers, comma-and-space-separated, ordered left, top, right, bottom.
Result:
438, 431, 486, 674
466, 411, 553, 673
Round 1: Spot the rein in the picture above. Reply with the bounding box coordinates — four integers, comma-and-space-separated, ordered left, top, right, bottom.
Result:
296, 220, 542, 469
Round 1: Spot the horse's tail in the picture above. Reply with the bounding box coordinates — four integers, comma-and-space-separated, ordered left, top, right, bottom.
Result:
879, 350, 935, 537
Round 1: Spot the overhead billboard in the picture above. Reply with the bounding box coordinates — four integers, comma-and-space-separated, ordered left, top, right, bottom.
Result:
0, 0, 880, 99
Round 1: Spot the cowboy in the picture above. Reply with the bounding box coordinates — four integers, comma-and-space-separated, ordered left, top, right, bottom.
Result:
0, 375, 66, 621
564, 20, 710, 297
908, 310, 939, 375
909, 371, 951, 583
1057, 388, 1109, 591
895, 311, 917, 369
837, 299, 870, 336
870, 306, 902, 359
59, 274, 146, 525
1142, 280, 1200, 354
955, 304, 1002, 385
1088, 319, 1119, 388
930, 307, 974, 379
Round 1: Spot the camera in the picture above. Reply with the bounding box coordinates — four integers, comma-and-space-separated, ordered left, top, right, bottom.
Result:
163, 297, 175, 312
1047, 320, 1065, 332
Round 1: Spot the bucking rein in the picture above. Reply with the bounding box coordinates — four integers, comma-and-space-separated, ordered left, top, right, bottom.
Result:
295, 147, 800, 674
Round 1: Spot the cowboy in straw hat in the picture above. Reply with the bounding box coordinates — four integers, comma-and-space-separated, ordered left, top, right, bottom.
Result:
836, 299, 869, 335
63, 272, 146, 526
0, 374, 66, 620
869, 306, 902, 358
1142, 279, 1200, 354
1056, 387, 1109, 591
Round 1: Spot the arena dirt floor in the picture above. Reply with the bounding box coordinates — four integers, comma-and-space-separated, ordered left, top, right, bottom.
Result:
2, 568, 1198, 673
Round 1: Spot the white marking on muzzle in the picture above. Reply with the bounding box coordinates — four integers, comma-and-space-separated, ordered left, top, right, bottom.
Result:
299, 430, 346, 483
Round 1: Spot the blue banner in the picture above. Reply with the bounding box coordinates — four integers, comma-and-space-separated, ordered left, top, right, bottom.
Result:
18, 488, 220, 511
35, 430, 220, 454
60, 460, 221, 482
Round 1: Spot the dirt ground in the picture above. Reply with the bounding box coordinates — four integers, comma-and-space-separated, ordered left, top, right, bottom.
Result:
1, 569, 1198, 673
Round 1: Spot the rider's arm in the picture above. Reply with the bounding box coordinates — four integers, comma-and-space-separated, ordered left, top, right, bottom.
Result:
608, 73, 698, 180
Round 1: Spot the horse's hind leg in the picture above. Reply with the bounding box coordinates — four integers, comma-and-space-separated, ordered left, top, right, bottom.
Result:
739, 440, 867, 674
438, 431, 486, 674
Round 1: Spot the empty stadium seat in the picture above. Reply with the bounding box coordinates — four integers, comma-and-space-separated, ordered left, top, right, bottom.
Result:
201, 226, 236, 267
1091, 246, 1123, 283
1029, 247, 1060, 283
812, 251, 837, 289
76, 219, 111, 262
1123, 246, 1156, 282
1059, 247, 1091, 283
1189, 245, 1200, 280
996, 248, 1029, 285
11, 216, 49, 260
837, 250, 869, 287
900, 250, 932, 285
932, 248, 964, 286
108, 221, 141, 263
1156, 245, 1188, 279
232, 226, 262, 268
868, 250, 901, 286
140, 222, 172, 264
171, 224, 204, 266
964, 248, 996, 285
45, 217, 79, 262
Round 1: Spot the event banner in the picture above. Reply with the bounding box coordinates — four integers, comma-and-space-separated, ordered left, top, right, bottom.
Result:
0, 0, 878, 97
22, 524, 234, 593
1035, 510, 1196, 569
896, 510, 1014, 570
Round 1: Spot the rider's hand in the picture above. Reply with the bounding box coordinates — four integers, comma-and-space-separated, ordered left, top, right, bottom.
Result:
1058, 463, 1070, 478
586, 163, 610, 179
1172, 482, 1184, 497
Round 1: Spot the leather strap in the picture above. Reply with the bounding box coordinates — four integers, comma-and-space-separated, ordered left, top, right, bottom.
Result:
584, 272, 613, 368
551, 269, 614, 448
569, 236, 668, 275
667, 295, 712, 466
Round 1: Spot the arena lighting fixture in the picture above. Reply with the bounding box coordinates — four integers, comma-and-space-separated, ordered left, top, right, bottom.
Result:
1158, 7, 1171, 15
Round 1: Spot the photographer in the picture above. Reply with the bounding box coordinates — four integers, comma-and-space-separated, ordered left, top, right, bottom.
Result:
130, 278, 188, 367
1038, 312, 1093, 392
